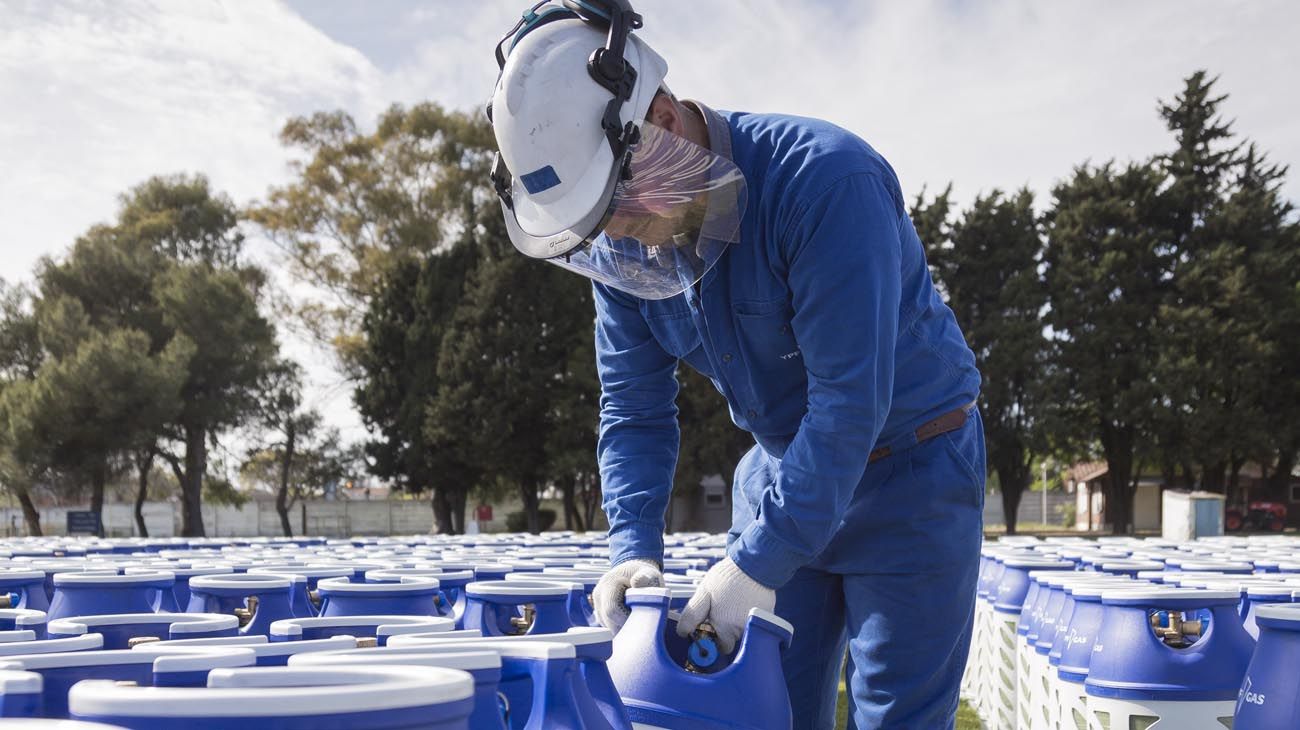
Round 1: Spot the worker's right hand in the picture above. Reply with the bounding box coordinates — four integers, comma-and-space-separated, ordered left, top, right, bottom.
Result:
592, 558, 664, 633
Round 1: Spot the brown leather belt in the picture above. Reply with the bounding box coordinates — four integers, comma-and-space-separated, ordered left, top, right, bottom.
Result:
867, 404, 973, 464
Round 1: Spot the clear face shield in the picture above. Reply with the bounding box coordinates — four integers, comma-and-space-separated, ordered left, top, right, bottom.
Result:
501, 122, 748, 300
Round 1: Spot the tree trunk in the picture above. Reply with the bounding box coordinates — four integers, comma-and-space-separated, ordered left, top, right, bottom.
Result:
134, 449, 153, 538
14, 486, 41, 536
1268, 447, 1297, 491
1200, 461, 1227, 494
276, 422, 297, 538
180, 424, 207, 537
521, 478, 541, 534
431, 488, 453, 535
1100, 427, 1135, 534
993, 452, 1029, 534
561, 476, 584, 532
90, 459, 107, 538
449, 489, 467, 535
1161, 462, 1178, 493
1226, 453, 1247, 508
581, 474, 600, 532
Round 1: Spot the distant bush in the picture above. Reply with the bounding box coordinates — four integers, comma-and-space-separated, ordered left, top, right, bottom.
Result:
506, 509, 557, 533
1056, 501, 1077, 528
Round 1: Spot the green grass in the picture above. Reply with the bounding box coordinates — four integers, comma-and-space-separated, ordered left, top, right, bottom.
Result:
835, 683, 981, 729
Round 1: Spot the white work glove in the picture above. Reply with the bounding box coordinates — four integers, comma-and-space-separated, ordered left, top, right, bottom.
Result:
676, 557, 776, 653
592, 558, 664, 633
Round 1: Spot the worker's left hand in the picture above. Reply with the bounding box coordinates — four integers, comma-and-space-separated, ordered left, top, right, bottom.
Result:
675, 557, 776, 653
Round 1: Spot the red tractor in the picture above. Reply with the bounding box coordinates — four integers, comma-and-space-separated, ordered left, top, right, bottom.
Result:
1225, 501, 1288, 532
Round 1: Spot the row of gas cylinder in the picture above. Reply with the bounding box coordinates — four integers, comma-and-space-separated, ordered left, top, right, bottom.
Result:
961, 534, 1300, 730
0, 532, 794, 729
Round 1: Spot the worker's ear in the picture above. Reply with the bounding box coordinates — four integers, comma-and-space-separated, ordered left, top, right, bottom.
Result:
646, 92, 686, 137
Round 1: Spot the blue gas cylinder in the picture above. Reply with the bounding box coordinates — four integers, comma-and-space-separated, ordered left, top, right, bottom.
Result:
460, 580, 575, 636
504, 573, 600, 628
388, 626, 630, 730
0, 634, 103, 660
1096, 560, 1164, 577
46, 613, 237, 649
249, 565, 352, 617
134, 634, 357, 666
0, 719, 128, 729
0, 669, 43, 717
1052, 582, 1115, 730
289, 646, 505, 729
269, 615, 453, 646
47, 572, 174, 621
185, 574, 296, 637
1236, 584, 1295, 639
0, 648, 254, 718
0, 571, 52, 612
1085, 587, 1254, 729
1235, 602, 1300, 729
377, 637, 620, 730
126, 566, 232, 614
67, 665, 475, 729
426, 570, 475, 620
606, 587, 792, 730
315, 576, 441, 617
990, 558, 1073, 730
0, 609, 48, 639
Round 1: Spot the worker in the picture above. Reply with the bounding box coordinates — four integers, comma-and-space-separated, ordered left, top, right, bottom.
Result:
486, 2, 984, 728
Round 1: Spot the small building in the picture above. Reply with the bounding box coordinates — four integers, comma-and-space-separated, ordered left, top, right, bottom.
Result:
1066, 461, 1163, 533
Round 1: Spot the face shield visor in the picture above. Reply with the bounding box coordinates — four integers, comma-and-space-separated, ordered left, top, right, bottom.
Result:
501, 122, 748, 300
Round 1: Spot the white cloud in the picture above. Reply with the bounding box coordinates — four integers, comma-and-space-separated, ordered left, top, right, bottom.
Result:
2, 0, 1297, 443
0, 0, 383, 283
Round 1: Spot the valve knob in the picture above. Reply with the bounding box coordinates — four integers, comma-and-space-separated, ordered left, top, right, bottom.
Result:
686, 622, 720, 673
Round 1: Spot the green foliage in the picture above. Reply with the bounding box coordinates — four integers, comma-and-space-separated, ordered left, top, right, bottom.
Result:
427, 240, 595, 534
241, 432, 359, 504
7, 174, 278, 536
506, 509, 557, 533
203, 474, 247, 508
1056, 501, 1077, 529
355, 247, 480, 509
1149, 73, 1297, 497
916, 186, 1047, 534
1, 68, 1292, 546
249, 103, 496, 369
1044, 160, 1168, 532
262, 104, 509, 534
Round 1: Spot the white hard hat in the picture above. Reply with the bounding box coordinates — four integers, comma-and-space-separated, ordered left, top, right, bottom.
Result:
488, 2, 748, 300
491, 16, 666, 243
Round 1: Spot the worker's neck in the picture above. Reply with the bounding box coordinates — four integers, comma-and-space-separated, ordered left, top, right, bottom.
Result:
681, 101, 710, 151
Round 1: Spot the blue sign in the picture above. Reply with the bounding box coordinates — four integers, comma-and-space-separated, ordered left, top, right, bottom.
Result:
66, 511, 101, 535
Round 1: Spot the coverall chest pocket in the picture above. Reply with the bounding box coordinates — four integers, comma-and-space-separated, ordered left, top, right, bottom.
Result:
644, 310, 701, 360
733, 298, 803, 383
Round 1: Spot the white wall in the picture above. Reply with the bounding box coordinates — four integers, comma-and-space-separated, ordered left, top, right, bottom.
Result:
0, 499, 440, 538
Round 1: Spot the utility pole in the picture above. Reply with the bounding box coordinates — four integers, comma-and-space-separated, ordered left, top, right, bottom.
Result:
1041, 461, 1048, 527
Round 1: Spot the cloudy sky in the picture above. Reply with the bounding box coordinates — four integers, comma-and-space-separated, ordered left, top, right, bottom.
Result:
2, 0, 1297, 440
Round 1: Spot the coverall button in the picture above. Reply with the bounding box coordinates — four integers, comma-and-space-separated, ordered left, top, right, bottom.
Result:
747, 409, 757, 419
722, 353, 733, 363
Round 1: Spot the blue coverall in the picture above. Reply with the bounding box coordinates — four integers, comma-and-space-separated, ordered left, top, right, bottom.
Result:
595, 101, 985, 729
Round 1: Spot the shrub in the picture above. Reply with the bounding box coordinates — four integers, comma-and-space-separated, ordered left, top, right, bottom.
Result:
505, 509, 557, 533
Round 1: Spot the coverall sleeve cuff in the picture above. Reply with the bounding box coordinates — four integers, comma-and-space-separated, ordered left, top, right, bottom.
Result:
607, 520, 666, 568
728, 524, 805, 589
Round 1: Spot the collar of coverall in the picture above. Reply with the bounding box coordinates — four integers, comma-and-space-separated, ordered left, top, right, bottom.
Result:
679, 99, 742, 245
